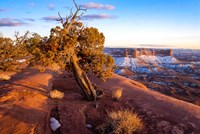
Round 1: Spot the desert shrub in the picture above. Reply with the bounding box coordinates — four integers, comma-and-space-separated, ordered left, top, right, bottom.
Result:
0, 37, 16, 71
98, 110, 143, 134
0, 33, 29, 72
112, 87, 123, 101
0, 74, 11, 81
50, 90, 64, 99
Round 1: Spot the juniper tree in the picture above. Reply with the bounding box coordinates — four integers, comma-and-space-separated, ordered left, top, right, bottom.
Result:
24, 33, 50, 66
0, 32, 29, 71
0, 36, 15, 71
31, 0, 115, 100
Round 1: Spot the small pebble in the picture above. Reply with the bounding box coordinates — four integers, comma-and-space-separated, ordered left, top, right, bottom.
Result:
50, 117, 61, 131
86, 124, 92, 128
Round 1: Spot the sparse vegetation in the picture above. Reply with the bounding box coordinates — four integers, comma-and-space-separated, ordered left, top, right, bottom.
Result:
98, 110, 143, 134
50, 90, 64, 99
0, 32, 29, 71
112, 87, 123, 101
0, 36, 17, 71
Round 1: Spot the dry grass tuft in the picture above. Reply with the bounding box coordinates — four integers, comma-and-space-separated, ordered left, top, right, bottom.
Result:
98, 110, 143, 134
112, 87, 123, 101
0, 74, 11, 81
50, 90, 64, 99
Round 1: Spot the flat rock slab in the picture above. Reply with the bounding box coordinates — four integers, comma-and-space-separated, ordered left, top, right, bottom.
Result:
0, 68, 54, 134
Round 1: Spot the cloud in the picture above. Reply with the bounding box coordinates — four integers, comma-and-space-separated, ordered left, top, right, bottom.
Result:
23, 18, 35, 21
0, 18, 28, 27
82, 14, 116, 20
81, 2, 115, 10
41, 16, 60, 22
48, 4, 55, 10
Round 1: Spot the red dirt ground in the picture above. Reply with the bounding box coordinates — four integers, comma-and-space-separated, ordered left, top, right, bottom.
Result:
0, 68, 200, 134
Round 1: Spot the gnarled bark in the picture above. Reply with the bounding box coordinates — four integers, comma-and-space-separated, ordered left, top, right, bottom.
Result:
71, 55, 97, 100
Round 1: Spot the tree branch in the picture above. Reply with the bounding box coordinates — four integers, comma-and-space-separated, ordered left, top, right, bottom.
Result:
14, 31, 29, 45
57, 0, 86, 31
58, 12, 64, 26
73, 0, 79, 10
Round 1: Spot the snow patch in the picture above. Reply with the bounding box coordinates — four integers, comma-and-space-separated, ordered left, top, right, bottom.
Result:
114, 56, 195, 74
138, 55, 178, 64
114, 55, 177, 67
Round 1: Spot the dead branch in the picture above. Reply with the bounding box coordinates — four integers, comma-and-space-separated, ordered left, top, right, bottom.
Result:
58, 12, 64, 26
73, 0, 79, 10
58, 0, 86, 30
14, 31, 29, 45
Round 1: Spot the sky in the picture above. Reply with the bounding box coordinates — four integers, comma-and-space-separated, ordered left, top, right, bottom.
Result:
0, 0, 200, 49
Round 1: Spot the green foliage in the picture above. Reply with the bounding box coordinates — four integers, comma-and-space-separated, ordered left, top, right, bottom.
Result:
43, 26, 78, 68
25, 33, 51, 66
0, 37, 18, 71
42, 24, 116, 80
0, 32, 37, 71
77, 27, 115, 80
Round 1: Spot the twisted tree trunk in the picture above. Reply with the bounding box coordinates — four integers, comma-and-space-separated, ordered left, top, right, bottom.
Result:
70, 55, 97, 100
58, 0, 97, 100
